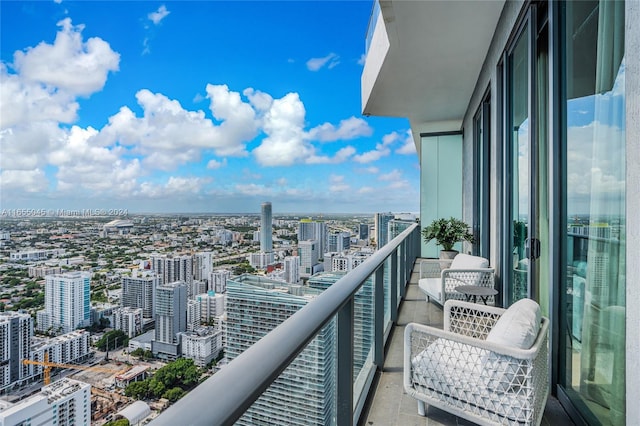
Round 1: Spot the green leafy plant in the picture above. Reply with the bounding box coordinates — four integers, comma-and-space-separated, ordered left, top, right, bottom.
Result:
421, 217, 474, 251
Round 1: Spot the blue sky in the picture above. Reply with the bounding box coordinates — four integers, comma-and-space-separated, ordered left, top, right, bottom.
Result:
0, 1, 419, 215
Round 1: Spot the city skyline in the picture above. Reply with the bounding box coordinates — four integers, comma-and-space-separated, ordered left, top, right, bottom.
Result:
0, 1, 420, 214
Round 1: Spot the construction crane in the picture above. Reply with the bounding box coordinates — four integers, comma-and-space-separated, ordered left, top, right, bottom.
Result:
22, 352, 128, 385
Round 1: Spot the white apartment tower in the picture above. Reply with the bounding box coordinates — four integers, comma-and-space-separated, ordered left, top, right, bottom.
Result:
112, 307, 143, 338
152, 281, 187, 359
283, 256, 300, 284
298, 219, 327, 258
210, 269, 231, 294
374, 212, 395, 248
150, 254, 193, 295
193, 252, 213, 282
121, 272, 159, 319
298, 240, 320, 278
260, 201, 273, 253
0, 378, 91, 426
38, 272, 91, 334
195, 291, 225, 325
0, 312, 33, 390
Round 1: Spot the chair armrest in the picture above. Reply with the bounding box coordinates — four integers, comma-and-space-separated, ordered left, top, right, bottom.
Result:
443, 299, 503, 338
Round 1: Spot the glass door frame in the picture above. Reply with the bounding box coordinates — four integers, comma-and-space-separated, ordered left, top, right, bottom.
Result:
473, 88, 491, 259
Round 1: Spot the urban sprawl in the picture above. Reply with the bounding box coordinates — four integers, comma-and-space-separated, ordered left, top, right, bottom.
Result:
0, 204, 417, 425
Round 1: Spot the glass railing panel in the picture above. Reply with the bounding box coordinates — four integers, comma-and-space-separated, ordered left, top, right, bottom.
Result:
364, 0, 381, 54
237, 319, 337, 426
352, 274, 375, 410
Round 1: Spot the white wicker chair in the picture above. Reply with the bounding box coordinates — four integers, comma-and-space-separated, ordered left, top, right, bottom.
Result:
404, 300, 550, 426
418, 254, 495, 306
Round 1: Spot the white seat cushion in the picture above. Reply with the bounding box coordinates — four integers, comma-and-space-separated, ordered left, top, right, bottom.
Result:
450, 253, 489, 270
418, 278, 441, 302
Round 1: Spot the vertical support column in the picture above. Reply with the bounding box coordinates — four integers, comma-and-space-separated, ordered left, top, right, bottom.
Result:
336, 299, 354, 426
374, 266, 385, 368
390, 248, 399, 323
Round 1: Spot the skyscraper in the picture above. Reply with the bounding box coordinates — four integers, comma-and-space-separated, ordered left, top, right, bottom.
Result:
151, 254, 194, 297
152, 281, 187, 359
374, 212, 395, 248
260, 202, 273, 253
38, 272, 91, 334
226, 275, 334, 425
0, 312, 33, 390
298, 240, 320, 278
298, 219, 328, 258
121, 272, 159, 319
193, 252, 213, 282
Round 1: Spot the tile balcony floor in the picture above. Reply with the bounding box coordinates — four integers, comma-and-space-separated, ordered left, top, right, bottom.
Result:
361, 259, 575, 426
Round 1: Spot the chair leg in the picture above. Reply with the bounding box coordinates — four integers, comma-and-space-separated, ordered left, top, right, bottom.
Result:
417, 400, 426, 416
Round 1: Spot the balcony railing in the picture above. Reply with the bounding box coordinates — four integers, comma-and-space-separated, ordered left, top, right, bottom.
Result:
364, 0, 381, 55
151, 223, 420, 426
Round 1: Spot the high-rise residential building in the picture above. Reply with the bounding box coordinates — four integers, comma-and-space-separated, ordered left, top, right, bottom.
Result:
327, 231, 351, 253
150, 254, 193, 293
358, 223, 370, 242
374, 212, 395, 248
112, 307, 143, 338
226, 275, 334, 425
193, 252, 213, 282
121, 272, 159, 319
180, 327, 222, 368
283, 256, 300, 284
210, 270, 231, 294
152, 281, 187, 359
194, 291, 225, 325
187, 299, 201, 331
298, 240, 320, 278
37, 272, 91, 334
325, 251, 372, 273
0, 312, 32, 390
298, 219, 327, 258
249, 252, 275, 269
260, 202, 273, 253
29, 331, 92, 382
0, 378, 91, 426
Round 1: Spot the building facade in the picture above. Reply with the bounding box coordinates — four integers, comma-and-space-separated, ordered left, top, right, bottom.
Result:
150, 254, 193, 296
373, 213, 395, 248
0, 378, 91, 426
152, 281, 187, 359
298, 219, 327, 258
112, 307, 143, 338
297, 240, 320, 278
361, 1, 639, 423
121, 272, 159, 319
38, 272, 91, 334
0, 312, 32, 390
260, 201, 273, 253
225, 275, 335, 425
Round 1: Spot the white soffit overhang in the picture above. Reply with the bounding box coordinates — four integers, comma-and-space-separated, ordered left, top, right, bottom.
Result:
362, 0, 505, 129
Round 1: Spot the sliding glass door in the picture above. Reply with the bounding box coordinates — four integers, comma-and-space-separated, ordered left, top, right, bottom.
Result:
559, 1, 626, 424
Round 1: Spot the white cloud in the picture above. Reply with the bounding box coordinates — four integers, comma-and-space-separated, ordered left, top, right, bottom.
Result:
13, 18, 119, 97
253, 93, 314, 166
329, 175, 350, 192
306, 53, 339, 71
395, 130, 416, 154
308, 116, 372, 142
353, 145, 390, 163
148, 5, 170, 25
378, 169, 402, 182
357, 54, 366, 66
0, 169, 48, 193
206, 159, 227, 169
306, 146, 355, 164
137, 176, 210, 199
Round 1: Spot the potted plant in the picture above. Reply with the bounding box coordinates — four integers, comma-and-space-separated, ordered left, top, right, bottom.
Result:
421, 217, 475, 259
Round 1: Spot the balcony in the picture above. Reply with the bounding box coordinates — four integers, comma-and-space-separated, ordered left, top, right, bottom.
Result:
151, 224, 572, 425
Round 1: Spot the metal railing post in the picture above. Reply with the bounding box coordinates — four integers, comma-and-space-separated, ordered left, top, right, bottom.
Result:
374, 266, 385, 368
390, 249, 399, 323
336, 298, 354, 426
399, 239, 407, 299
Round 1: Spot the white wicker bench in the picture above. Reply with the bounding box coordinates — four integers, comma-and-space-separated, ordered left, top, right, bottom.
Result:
404, 300, 549, 426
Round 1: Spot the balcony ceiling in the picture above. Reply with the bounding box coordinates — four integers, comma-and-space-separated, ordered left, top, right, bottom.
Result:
362, 0, 505, 129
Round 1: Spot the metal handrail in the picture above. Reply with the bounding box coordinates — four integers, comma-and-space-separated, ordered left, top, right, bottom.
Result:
151, 223, 419, 426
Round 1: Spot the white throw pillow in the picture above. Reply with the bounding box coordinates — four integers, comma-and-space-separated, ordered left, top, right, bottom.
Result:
486, 298, 541, 350
450, 253, 489, 270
